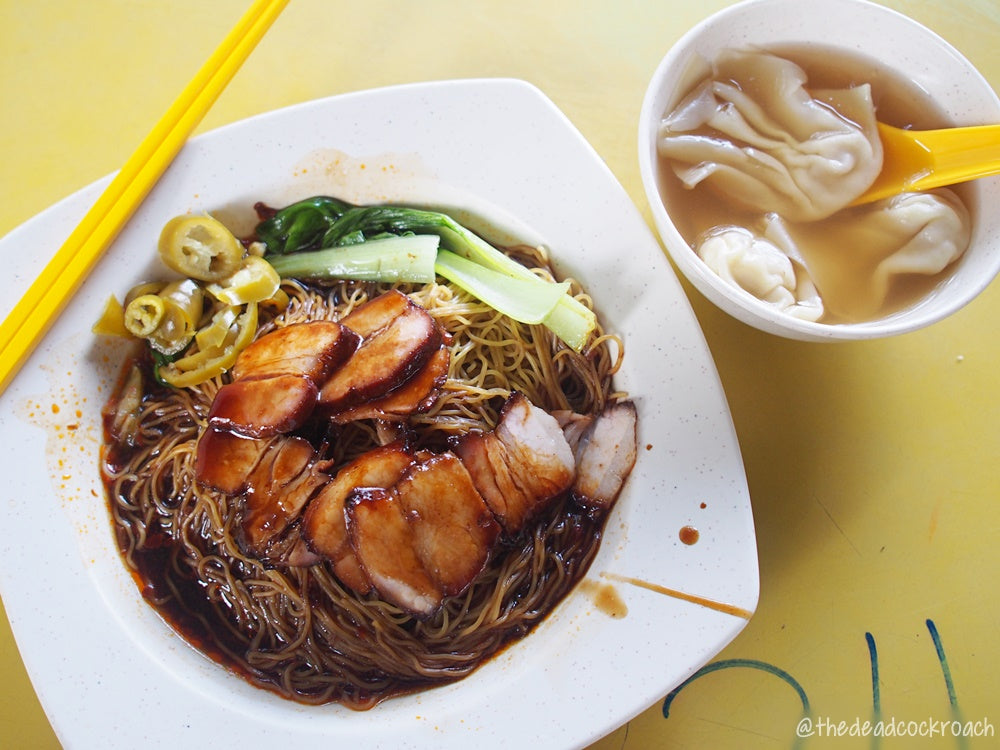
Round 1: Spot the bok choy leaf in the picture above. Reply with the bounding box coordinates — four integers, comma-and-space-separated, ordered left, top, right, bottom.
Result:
256, 199, 597, 350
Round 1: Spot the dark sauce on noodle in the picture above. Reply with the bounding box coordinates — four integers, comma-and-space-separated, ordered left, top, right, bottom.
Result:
100, 274, 618, 709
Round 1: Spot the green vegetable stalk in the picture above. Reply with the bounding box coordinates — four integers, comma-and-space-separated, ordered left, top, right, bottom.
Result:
266, 234, 439, 283
434, 250, 571, 325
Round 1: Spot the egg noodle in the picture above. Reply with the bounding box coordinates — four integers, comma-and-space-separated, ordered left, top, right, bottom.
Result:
101, 243, 625, 708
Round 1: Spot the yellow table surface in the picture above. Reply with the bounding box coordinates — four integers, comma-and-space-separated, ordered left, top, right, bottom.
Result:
2, 1, 998, 748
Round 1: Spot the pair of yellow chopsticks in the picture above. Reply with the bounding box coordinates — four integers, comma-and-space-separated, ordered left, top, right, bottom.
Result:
0, 0, 289, 394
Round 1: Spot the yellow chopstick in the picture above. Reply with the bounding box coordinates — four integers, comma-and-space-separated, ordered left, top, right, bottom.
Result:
0, 0, 289, 394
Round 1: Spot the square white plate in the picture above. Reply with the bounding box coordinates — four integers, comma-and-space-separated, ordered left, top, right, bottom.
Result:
0, 78, 757, 749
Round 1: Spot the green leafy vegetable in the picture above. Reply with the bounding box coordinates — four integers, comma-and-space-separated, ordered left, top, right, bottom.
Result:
255, 196, 352, 255
254, 199, 597, 350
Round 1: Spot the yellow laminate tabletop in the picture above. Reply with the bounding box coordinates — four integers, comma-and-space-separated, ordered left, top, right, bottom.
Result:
1, 1, 998, 748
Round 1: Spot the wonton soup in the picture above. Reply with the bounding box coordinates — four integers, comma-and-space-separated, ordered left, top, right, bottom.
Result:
657, 45, 972, 324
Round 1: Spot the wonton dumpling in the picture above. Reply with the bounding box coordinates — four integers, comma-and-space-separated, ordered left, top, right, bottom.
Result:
697, 226, 824, 321
768, 189, 970, 320
658, 49, 883, 222
871, 191, 970, 281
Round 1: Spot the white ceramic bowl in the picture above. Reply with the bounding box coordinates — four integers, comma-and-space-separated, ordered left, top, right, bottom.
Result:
638, 0, 1000, 341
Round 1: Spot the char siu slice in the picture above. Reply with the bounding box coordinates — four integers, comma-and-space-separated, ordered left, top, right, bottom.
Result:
338, 288, 411, 337
232, 320, 359, 382
455, 392, 576, 535
195, 427, 274, 495
552, 410, 595, 453
394, 453, 499, 597
319, 291, 442, 415
330, 344, 450, 424
208, 320, 360, 439
346, 487, 443, 617
301, 442, 415, 595
239, 435, 323, 558
495, 393, 578, 499
571, 401, 638, 510
208, 373, 318, 438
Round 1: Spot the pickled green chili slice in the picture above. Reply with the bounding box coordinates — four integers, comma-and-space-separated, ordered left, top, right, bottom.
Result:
159, 214, 245, 281
158, 302, 258, 388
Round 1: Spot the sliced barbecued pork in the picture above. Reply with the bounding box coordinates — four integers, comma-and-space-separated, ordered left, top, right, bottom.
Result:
330, 344, 450, 424
301, 442, 415, 594
318, 291, 442, 415
346, 487, 443, 617
455, 392, 576, 535
282, 534, 323, 567
195, 427, 275, 495
457, 433, 521, 530
552, 410, 595, 453
232, 319, 359, 382
344, 451, 500, 617
238, 435, 324, 559
394, 453, 499, 597
571, 400, 638, 510
208, 320, 361, 440
337, 288, 411, 337
208, 373, 318, 438
495, 393, 578, 499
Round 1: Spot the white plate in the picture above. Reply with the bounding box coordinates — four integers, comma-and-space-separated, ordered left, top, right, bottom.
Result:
0, 79, 757, 749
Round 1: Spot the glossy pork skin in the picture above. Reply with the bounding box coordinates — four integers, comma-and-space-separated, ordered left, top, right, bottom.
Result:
394, 453, 500, 597
208, 319, 359, 439
208, 374, 318, 438
195, 427, 274, 495
330, 344, 449, 424
346, 487, 443, 616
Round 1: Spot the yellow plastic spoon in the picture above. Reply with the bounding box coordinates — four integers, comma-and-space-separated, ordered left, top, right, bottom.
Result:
853, 121, 1000, 204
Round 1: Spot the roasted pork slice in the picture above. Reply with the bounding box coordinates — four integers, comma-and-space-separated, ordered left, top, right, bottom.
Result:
232, 320, 359, 382
552, 410, 595, 453
572, 400, 638, 510
339, 288, 411, 337
452, 431, 507, 518
455, 392, 576, 534
239, 435, 323, 558
195, 427, 274, 495
346, 487, 443, 617
319, 295, 442, 414
330, 344, 450, 424
456, 432, 534, 530
495, 393, 577, 499
282, 532, 323, 567
208, 373, 318, 438
301, 442, 415, 594
249, 526, 323, 568
394, 453, 500, 597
